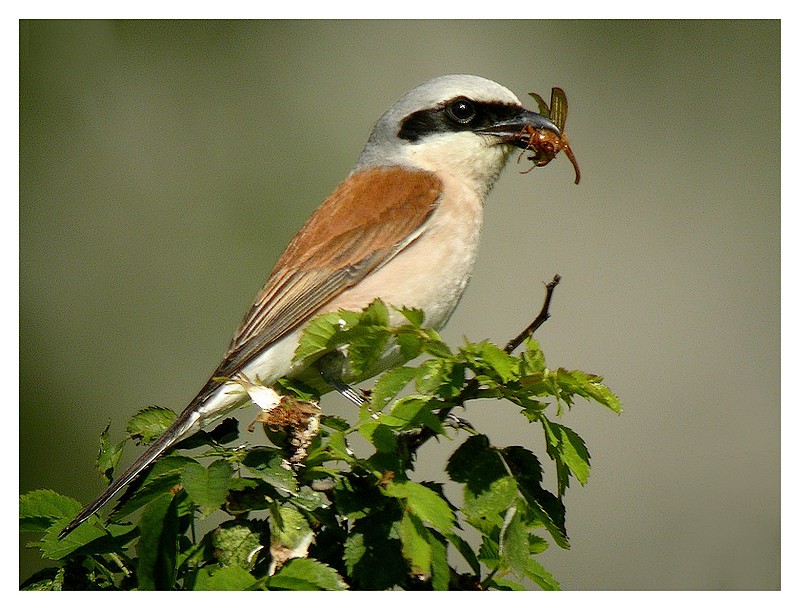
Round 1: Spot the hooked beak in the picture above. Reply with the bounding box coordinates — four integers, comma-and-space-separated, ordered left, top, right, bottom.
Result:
476, 108, 560, 148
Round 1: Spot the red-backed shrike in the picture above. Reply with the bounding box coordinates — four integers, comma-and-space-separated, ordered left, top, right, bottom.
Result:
60, 74, 563, 538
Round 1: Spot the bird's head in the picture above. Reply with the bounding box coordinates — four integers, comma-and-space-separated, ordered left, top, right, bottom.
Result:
355, 74, 565, 196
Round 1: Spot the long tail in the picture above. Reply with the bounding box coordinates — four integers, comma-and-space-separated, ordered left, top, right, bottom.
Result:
58, 383, 238, 540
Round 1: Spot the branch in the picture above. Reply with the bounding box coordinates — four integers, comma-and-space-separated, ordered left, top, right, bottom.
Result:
504, 274, 561, 353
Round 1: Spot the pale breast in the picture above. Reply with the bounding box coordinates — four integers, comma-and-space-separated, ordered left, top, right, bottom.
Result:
326, 173, 484, 330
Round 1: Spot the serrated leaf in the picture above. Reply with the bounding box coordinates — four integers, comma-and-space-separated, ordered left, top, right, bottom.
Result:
270, 505, 313, 551
343, 520, 406, 589
136, 492, 180, 590
429, 531, 450, 590
242, 449, 298, 493
359, 298, 390, 327
414, 358, 465, 398
524, 494, 569, 550
213, 522, 264, 569
385, 395, 446, 434
555, 368, 622, 413
420, 329, 453, 358
398, 511, 431, 578
19, 489, 106, 561
112, 455, 196, 518
348, 327, 391, 378
294, 309, 362, 363
396, 306, 425, 327
97, 422, 125, 483
371, 365, 417, 410
383, 480, 455, 534
445, 531, 480, 574
463, 476, 518, 528
19, 490, 82, 528
20, 567, 65, 591
359, 421, 398, 454
488, 577, 528, 591
447, 435, 506, 493
320, 414, 351, 431
268, 558, 348, 591
174, 417, 240, 451
499, 503, 529, 575
465, 341, 518, 383
323, 429, 354, 463
543, 421, 591, 486
193, 565, 257, 591
181, 459, 233, 517
523, 555, 560, 590
126, 406, 176, 445
520, 337, 547, 373
290, 489, 329, 512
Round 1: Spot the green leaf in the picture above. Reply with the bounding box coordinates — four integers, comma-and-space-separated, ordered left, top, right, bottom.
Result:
383, 480, 455, 534
97, 422, 125, 483
193, 565, 257, 591
136, 492, 180, 590
371, 365, 417, 410
270, 505, 313, 552
543, 420, 592, 486
420, 329, 453, 358
445, 531, 481, 575
501, 446, 569, 549
242, 449, 298, 493
520, 337, 546, 373
500, 502, 524, 564
212, 522, 265, 569
429, 532, 450, 591
294, 309, 362, 363
487, 577, 528, 591
126, 406, 176, 445
385, 395, 446, 434
360, 298, 391, 326
268, 558, 348, 591
464, 340, 518, 383
359, 422, 398, 454
555, 368, 622, 413
181, 459, 233, 517
348, 327, 391, 378
415, 358, 465, 398
446, 435, 506, 492
19, 489, 82, 532
398, 511, 431, 578
112, 455, 196, 518
463, 476, 518, 529
396, 305, 425, 327
522, 555, 560, 590
343, 518, 406, 590
323, 429, 354, 463
32, 523, 108, 561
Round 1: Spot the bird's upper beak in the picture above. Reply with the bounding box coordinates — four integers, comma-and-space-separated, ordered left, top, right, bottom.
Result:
476, 108, 560, 149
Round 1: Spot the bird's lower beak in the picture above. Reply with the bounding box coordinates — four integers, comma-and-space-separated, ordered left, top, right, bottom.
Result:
477, 109, 561, 149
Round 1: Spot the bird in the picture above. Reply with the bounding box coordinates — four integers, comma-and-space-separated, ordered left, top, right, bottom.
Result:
59, 73, 564, 539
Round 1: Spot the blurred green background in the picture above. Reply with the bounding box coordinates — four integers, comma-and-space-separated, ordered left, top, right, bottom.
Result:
19, 20, 779, 589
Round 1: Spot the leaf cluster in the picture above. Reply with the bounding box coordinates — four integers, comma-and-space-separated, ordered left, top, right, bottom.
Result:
20, 300, 619, 591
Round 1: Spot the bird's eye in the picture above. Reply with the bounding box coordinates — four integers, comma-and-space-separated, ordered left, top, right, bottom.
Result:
446, 98, 476, 124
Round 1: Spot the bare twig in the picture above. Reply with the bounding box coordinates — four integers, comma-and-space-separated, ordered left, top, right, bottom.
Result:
504, 274, 561, 353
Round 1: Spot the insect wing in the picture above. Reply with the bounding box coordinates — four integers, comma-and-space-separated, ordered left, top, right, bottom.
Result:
527, 91, 551, 119
549, 87, 568, 132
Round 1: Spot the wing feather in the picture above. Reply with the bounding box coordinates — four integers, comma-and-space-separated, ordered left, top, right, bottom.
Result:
214, 166, 443, 380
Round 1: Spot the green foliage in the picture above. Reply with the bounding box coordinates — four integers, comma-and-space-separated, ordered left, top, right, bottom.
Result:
20, 300, 620, 591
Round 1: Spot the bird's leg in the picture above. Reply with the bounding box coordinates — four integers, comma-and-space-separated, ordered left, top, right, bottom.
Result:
315, 350, 369, 407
